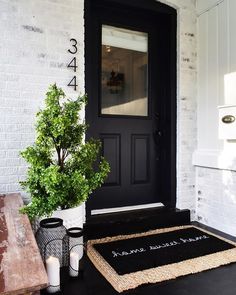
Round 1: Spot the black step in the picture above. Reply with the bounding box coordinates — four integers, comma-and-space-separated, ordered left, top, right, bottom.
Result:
84, 207, 190, 240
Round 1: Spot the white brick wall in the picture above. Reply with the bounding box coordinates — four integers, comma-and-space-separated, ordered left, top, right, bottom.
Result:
159, 0, 197, 218
0, 0, 84, 200
196, 167, 236, 236
0, 0, 198, 220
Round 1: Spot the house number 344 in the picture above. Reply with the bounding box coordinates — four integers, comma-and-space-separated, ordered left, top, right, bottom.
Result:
67, 38, 78, 91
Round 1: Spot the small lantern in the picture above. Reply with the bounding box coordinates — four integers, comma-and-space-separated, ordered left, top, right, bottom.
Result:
66, 227, 84, 277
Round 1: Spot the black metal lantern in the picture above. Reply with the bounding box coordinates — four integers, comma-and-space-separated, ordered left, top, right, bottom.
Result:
66, 227, 84, 277
35, 218, 69, 267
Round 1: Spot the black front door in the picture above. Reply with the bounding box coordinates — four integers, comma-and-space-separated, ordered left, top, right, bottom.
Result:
85, 0, 176, 215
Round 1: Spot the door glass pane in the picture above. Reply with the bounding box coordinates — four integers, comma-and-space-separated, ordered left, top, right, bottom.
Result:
101, 25, 148, 116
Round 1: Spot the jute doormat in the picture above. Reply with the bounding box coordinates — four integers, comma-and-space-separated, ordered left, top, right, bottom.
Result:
86, 225, 236, 293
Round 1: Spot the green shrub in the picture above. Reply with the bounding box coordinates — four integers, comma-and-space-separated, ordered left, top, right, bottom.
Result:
20, 84, 110, 219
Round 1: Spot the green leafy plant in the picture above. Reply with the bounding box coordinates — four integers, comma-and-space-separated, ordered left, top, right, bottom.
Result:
20, 84, 110, 219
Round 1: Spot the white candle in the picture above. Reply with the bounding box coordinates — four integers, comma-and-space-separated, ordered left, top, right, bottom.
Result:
46, 256, 60, 293
70, 251, 79, 277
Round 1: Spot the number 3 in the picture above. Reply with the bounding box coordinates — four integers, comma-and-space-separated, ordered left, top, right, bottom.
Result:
68, 38, 77, 54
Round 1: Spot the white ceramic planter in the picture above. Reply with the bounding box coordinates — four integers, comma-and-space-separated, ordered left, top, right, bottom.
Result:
32, 203, 85, 233
52, 203, 85, 229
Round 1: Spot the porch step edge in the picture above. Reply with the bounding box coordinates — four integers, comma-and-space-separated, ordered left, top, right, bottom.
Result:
85, 208, 190, 240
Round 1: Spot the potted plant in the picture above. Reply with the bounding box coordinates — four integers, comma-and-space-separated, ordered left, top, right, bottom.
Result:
20, 84, 110, 227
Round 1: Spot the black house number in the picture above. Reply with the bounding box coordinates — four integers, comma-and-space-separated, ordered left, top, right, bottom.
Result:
68, 38, 78, 54
67, 38, 78, 91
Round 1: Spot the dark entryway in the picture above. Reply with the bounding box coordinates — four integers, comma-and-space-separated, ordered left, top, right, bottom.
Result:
85, 0, 177, 216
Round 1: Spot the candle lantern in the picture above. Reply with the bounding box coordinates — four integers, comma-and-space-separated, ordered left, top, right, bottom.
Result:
36, 218, 69, 293
66, 227, 84, 277
36, 218, 69, 266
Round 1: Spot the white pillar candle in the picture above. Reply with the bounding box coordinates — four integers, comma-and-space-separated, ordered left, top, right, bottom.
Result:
70, 251, 80, 277
46, 256, 60, 293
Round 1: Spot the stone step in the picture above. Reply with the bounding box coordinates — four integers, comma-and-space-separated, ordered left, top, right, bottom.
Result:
84, 207, 190, 240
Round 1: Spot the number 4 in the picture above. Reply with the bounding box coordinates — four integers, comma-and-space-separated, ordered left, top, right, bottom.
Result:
67, 76, 78, 91
67, 57, 77, 72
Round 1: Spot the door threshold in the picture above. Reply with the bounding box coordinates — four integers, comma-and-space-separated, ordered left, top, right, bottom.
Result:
91, 202, 164, 216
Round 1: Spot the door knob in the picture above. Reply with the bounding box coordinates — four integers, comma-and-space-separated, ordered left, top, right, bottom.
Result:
153, 130, 162, 145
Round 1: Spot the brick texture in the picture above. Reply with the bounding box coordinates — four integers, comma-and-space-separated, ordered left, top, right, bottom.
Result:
0, 0, 84, 201
196, 167, 236, 236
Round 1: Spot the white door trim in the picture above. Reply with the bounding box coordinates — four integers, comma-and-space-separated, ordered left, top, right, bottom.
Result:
91, 202, 164, 215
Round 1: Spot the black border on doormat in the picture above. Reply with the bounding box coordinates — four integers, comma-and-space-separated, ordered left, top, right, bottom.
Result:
86, 225, 236, 293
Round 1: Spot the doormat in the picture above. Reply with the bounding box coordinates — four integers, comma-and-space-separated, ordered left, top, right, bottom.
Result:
86, 225, 236, 293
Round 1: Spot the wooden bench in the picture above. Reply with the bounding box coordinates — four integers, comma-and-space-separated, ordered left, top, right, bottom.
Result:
0, 193, 48, 295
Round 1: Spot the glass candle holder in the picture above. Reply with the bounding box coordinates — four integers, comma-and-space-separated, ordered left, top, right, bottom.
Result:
66, 227, 84, 277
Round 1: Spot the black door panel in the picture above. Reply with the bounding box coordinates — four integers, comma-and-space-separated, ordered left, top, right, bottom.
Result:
85, 0, 177, 215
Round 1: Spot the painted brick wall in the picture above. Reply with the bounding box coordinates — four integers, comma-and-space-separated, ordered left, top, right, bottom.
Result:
196, 167, 236, 236
0, 0, 84, 200
0, 0, 197, 219
159, 0, 197, 218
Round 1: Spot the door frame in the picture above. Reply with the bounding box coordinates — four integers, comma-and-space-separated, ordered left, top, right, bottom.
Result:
84, 0, 177, 215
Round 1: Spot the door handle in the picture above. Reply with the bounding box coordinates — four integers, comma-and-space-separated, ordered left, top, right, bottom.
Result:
153, 130, 162, 145
153, 130, 162, 161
